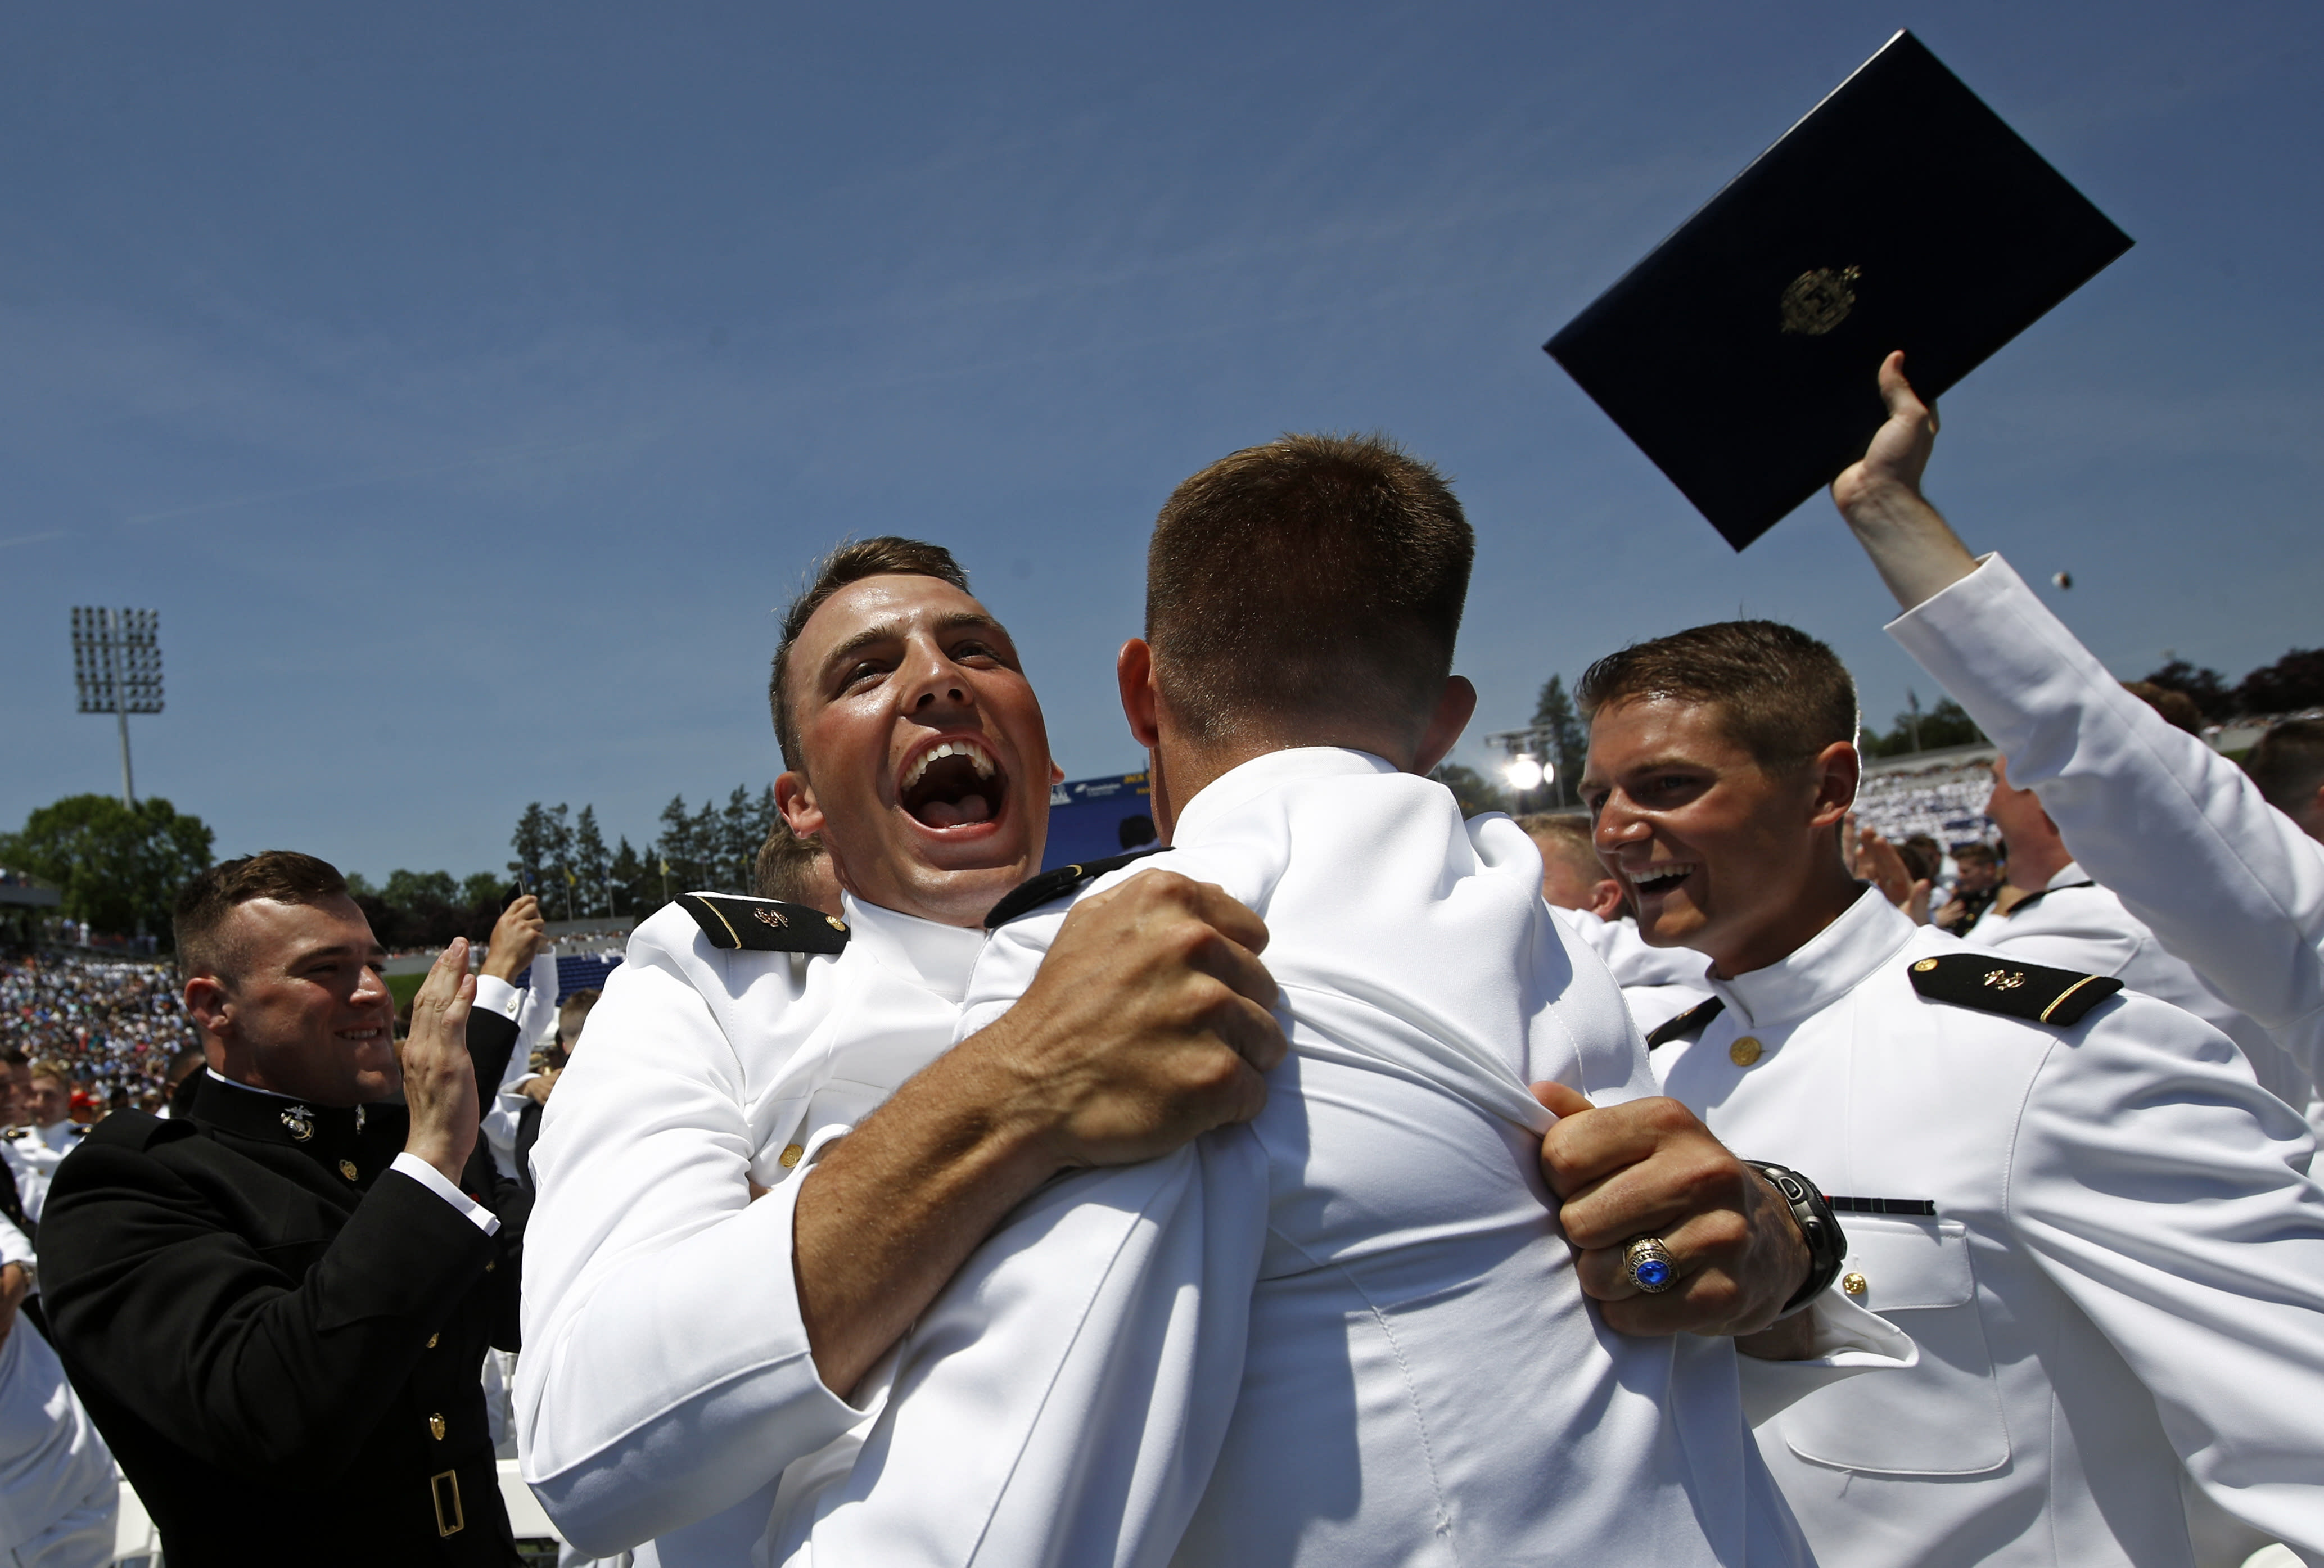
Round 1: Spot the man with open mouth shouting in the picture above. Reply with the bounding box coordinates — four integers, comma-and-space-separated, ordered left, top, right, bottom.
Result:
515, 539, 1294, 1565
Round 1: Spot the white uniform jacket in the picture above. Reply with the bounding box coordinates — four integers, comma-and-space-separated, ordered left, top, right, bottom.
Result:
3, 1126, 84, 1227
1556, 906, 1720, 1037
515, 894, 983, 1558
0, 1216, 115, 1560
1965, 862, 2300, 1121
1655, 885, 2324, 1568
478, 955, 561, 1181
767, 748, 1905, 1568
1888, 554, 2323, 1121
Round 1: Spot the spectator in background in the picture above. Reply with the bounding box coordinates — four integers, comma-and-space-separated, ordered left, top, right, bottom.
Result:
1517, 812, 1711, 1037
2246, 719, 2324, 843
2122, 681, 2206, 736
4, 1065, 87, 1224
1931, 841, 2000, 935
751, 817, 842, 917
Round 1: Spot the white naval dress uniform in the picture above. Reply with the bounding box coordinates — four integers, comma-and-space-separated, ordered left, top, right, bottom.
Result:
1966, 864, 2298, 1131
1653, 885, 2324, 1568
0, 1218, 115, 1568
0, 1128, 83, 1229
515, 892, 983, 1564
1888, 554, 2323, 1131
1555, 905, 1720, 1037
764, 748, 1906, 1568
479, 954, 561, 1182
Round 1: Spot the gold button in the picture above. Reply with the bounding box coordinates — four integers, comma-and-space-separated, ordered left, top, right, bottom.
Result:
825, 915, 847, 932
484, 1260, 495, 1273
1729, 1036, 1763, 1067
1913, 958, 1940, 973
428, 1413, 446, 1441
779, 1143, 805, 1169
1842, 1272, 1868, 1296
426, 1333, 439, 1349
337, 1159, 359, 1181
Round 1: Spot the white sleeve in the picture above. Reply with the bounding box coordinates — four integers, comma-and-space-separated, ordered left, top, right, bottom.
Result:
513, 925, 864, 1556
1888, 553, 2324, 1083
2007, 993, 2324, 1557
767, 1130, 1269, 1568
0, 1213, 33, 1271
389, 1153, 502, 1235
481, 954, 560, 1180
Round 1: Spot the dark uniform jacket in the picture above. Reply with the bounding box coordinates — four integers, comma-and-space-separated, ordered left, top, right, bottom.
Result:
37, 1010, 527, 1568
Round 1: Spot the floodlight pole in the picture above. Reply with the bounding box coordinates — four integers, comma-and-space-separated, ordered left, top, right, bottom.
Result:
107, 620, 136, 806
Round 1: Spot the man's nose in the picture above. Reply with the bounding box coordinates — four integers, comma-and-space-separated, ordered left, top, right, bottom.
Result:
1595, 796, 1650, 850
902, 641, 974, 712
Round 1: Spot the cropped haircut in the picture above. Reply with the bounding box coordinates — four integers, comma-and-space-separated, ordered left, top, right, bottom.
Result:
173, 851, 349, 984
769, 537, 972, 772
27, 1061, 71, 1088
1515, 812, 1603, 883
2246, 719, 2324, 817
752, 817, 828, 903
1145, 434, 1472, 746
1578, 621, 1859, 773
2121, 681, 2205, 736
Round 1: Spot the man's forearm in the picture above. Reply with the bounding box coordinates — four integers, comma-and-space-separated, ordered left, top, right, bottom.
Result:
1838, 478, 1979, 612
794, 1015, 1065, 1394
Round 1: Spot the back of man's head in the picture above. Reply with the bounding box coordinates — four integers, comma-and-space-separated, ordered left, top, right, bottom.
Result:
1576, 620, 1859, 773
1515, 812, 1607, 905
2246, 718, 2324, 837
768, 536, 970, 772
174, 851, 349, 986
557, 988, 602, 1055
753, 816, 834, 907
1145, 433, 1472, 749
2122, 681, 2205, 735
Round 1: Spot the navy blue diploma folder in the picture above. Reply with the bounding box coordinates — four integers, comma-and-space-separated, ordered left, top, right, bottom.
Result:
1545, 30, 2133, 549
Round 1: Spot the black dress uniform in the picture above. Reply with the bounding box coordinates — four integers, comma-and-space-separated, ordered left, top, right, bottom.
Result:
35, 1010, 526, 1568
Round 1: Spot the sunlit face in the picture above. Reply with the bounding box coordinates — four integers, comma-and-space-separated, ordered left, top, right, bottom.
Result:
778, 574, 1055, 929
1982, 758, 2052, 860
1582, 697, 1852, 977
27, 1077, 70, 1128
196, 896, 400, 1106
0, 1066, 27, 1126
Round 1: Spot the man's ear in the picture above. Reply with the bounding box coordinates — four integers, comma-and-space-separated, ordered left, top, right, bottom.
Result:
1807, 741, 1862, 830
775, 771, 825, 838
1117, 639, 1162, 749
1411, 676, 1478, 776
183, 975, 231, 1050
1586, 876, 1625, 922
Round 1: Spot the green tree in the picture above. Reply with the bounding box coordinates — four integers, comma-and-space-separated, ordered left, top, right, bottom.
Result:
573, 806, 611, 917
509, 803, 555, 894
1862, 695, 1987, 757
1531, 676, 1587, 808
460, 871, 504, 910
608, 836, 658, 916
0, 794, 214, 942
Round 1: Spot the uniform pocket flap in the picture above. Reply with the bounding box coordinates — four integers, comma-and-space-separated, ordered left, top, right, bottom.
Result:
1840, 1215, 1974, 1311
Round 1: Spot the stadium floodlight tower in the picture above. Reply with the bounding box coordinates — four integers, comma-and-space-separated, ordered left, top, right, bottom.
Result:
71, 607, 164, 806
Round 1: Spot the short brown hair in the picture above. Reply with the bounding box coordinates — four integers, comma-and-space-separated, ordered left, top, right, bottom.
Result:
1145, 433, 1472, 746
1952, 842, 1999, 867
768, 538, 971, 771
27, 1061, 70, 1088
752, 817, 828, 903
1578, 621, 1858, 772
2246, 719, 2324, 816
1515, 812, 1601, 883
173, 851, 349, 983
2122, 681, 2205, 735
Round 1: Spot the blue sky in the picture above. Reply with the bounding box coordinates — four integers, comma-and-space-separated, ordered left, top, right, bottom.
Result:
4, 1, 2320, 883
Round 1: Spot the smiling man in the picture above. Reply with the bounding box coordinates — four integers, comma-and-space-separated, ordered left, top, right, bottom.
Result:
1578, 621, 2324, 1568
516, 539, 1291, 1565
37, 852, 526, 1567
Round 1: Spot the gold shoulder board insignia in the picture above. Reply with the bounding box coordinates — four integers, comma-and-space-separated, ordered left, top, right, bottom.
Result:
676, 893, 849, 956
983, 847, 1167, 930
1907, 952, 2122, 1027
1780, 265, 1862, 336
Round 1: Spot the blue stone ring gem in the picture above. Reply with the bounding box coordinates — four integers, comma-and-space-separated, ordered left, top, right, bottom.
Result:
1625, 1236, 1678, 1294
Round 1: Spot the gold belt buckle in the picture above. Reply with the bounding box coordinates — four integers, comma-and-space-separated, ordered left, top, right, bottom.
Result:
431, 1468, 465, 1538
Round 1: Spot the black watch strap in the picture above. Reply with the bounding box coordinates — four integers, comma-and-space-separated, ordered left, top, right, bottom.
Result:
1747, 1160, 1847, 1318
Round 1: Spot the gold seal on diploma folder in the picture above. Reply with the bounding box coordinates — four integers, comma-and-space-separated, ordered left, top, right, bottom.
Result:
1544, 31, 2133, 550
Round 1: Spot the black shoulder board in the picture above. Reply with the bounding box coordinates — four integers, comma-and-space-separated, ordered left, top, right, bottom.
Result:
1645, 995, 1726, 1050
983, 848, 1166, 930
1907, 953, 2122, 1026
677, 892, 850, 955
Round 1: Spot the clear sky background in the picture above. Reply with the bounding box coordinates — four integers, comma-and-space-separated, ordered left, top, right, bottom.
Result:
4, 0, 2320, 884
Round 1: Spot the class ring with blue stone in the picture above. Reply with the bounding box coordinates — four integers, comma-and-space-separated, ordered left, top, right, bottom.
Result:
1624, 1236, 1678, 1294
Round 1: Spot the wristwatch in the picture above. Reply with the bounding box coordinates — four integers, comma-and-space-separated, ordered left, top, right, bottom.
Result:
1746, 1161, 1845, 1318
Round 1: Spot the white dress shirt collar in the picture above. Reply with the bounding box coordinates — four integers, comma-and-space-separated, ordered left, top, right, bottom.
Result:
1172, 746, 1398, 844
840, 892, 986, 1005
2048, 860, 2088, 891
1707, 885, 1916, 1031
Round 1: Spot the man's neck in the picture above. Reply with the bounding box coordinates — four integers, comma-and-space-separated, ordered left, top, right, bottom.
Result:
1154, 730, 1410, 837
1705, 866, 1867, 980
2004, 841, 2074, 892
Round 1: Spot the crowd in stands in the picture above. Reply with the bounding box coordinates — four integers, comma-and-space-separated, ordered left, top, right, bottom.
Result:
0, 952, 196, 1115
